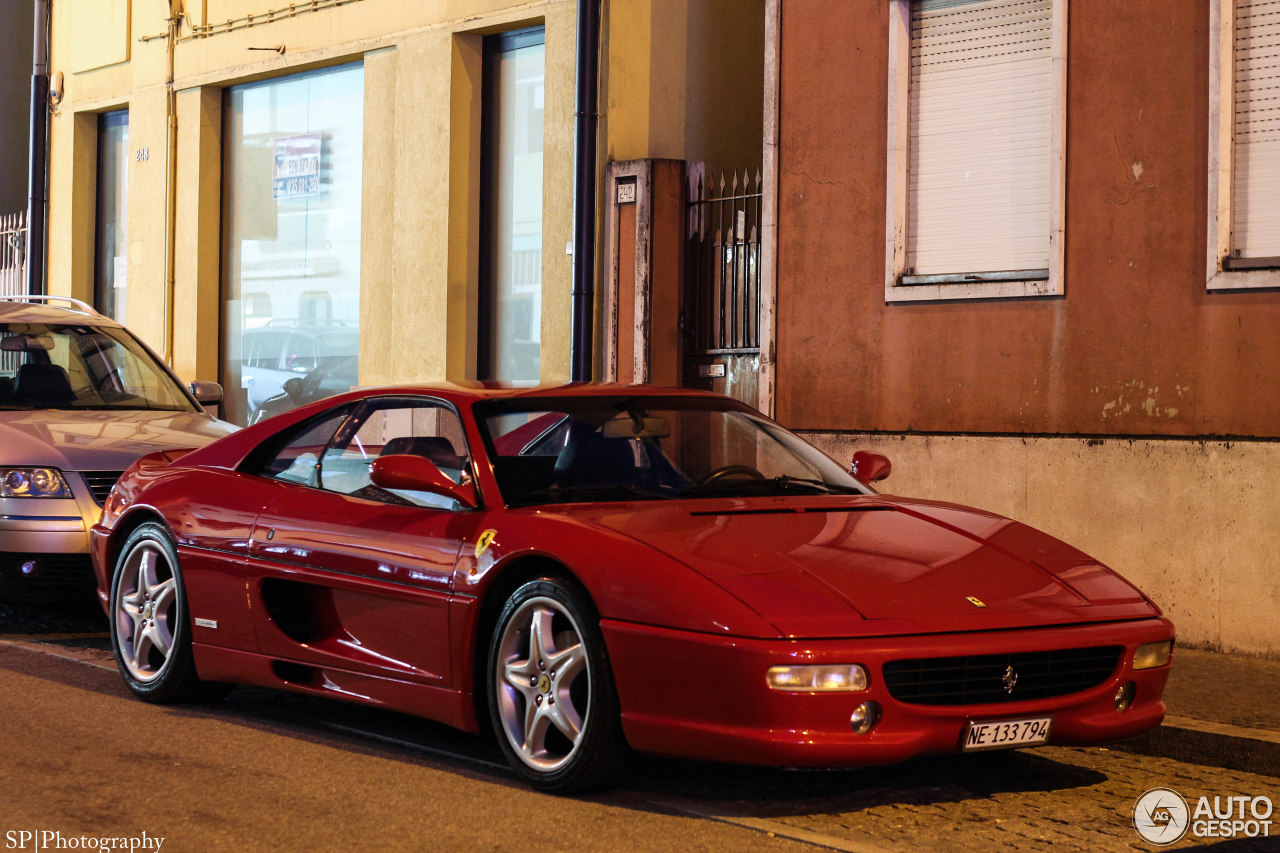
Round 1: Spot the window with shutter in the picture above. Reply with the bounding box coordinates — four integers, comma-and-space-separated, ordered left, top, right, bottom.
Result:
1209, 0, 1280, 288
885, 0, 1066, 302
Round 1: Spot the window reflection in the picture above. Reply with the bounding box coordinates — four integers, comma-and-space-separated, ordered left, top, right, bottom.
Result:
222, 64, 364, 426
95, 111, 129, 322
481, 29, 544, 384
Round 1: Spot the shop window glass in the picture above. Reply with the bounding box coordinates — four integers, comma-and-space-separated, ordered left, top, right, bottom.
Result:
480, 28, 545, 384
222, 63, 363, 425
95, 110, 129, 321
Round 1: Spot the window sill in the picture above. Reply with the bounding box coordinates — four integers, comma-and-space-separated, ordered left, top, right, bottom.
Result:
885, 271, 1059, 303
1207, 267, 1280, 292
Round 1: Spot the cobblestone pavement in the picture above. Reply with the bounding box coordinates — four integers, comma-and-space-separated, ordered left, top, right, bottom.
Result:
619, 747, 1279, 851
0, 597, 105, 635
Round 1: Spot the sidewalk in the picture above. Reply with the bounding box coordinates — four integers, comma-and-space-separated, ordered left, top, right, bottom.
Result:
1113, 647, 1280, 777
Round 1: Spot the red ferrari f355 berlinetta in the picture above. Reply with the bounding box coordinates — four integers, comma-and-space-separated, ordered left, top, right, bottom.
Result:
91, 384, 1174, 793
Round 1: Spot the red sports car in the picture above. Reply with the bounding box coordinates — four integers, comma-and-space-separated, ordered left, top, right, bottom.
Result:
91, 384, 1174, 793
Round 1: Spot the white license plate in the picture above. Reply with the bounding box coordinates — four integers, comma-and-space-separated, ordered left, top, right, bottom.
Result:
962, 716, 1053, 752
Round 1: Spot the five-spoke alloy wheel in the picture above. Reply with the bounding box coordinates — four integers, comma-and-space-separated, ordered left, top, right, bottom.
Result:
110, 522, 218, 703
488, 577, 628, 793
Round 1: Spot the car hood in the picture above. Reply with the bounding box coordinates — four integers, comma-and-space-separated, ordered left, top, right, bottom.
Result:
0, 409, 237, 472
560, 496, 1159, 638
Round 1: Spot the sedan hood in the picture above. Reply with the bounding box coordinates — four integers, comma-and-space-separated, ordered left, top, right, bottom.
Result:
0, 409, 237, 472
563, 496, 1159, 638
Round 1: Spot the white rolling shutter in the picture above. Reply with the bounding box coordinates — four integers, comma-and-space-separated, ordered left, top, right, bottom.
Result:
1233, 0, 1280, 259
907, 0, 1053, 276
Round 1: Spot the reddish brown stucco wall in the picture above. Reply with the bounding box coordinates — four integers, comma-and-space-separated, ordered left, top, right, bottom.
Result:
776, 0, 1280, 438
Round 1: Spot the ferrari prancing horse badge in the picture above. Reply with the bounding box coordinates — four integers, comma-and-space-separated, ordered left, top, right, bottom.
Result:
475, 529, 498, 559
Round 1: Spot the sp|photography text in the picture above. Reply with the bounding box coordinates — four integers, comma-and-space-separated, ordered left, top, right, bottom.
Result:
5, 832, 164, 852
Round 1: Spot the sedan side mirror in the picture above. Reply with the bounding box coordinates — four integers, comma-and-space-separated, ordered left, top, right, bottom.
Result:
189, 380, 224, 405
370, 454, 477, 509
851, 450, 892, 483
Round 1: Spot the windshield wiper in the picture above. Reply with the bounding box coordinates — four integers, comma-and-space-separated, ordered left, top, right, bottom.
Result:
769, 475, 863, 494
681, 475, 860, 497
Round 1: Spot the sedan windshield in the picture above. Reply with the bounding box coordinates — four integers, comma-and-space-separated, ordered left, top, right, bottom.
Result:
477, 395, 872, 507
0, 323, 198, 412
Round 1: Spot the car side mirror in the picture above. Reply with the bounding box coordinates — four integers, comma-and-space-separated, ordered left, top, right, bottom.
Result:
369, 454, 478, 509
851, 450, 892, 483
283, 377, 305, 398
189, 381, 224, 405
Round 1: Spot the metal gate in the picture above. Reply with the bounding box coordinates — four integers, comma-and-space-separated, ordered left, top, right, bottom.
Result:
683, 168, 762, 405
0, 212, 25, 297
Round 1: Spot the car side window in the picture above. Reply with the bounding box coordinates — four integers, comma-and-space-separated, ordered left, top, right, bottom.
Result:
257, 408, 352, 486
320, 398, 472, 509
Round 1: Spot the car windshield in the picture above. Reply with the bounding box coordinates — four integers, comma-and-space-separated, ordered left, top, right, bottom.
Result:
477, 395, 872, 507
0, 323, 197, 412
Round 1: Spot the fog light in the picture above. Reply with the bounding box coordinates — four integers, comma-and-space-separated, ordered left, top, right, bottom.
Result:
19, 560, 37, 576
850, 701, 880, 735
766, 664, 868, 692
1115, 681, 1136, 712
1133, 640, 1172, 670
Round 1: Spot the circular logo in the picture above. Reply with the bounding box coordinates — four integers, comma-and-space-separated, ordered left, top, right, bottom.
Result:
1134, 787, 1190, 845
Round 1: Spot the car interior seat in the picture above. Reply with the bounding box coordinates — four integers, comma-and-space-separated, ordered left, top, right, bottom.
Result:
13, 363, 76, 407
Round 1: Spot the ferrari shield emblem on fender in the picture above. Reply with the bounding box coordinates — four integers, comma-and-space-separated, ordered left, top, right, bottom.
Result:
475, 529, 498, 559
966, 596, 986, 608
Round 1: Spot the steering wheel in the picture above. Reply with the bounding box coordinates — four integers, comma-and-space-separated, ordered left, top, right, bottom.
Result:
697, 464, 765, 485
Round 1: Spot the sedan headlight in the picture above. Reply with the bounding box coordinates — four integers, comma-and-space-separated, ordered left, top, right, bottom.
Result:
0, 468, 72, 498
766, 664, 868, 692
1133, 640, 1173, 670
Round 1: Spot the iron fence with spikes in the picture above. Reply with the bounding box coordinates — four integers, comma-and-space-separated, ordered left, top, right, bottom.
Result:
685, 168, 763, 354
0, 212, 26, 298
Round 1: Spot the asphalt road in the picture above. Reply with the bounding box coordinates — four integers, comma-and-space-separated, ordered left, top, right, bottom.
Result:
1, 599, 1276, 852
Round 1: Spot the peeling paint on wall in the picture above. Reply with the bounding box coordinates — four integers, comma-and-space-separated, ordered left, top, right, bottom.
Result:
1098, 380, 1180, 421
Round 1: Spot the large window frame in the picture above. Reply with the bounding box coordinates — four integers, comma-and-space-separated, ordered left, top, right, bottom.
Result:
885, 0, 1068, 303
220, 62, 365, 427
94, 109, 129, 321
477, 26, 546, 384
1207, 0, 1280, 291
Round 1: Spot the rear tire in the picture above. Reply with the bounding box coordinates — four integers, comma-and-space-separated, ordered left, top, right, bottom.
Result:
487, 576, 630, 793
109, 522, 229, 703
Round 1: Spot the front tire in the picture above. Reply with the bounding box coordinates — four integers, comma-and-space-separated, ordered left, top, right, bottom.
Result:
109, 522, 224, 703
487, 576, 630, 793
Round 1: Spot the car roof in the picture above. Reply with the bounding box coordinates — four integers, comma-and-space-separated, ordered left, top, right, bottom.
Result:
175, 381, 750, 473
351, 382, 732, 406
0, 296, 121, 327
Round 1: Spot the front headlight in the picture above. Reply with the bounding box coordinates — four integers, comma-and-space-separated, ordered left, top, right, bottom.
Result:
1133, 640, 1173, 670
766, 664, 869, 692
0, 468, 72, 498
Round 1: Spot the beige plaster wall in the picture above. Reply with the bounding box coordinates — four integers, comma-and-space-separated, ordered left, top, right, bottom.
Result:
804, 432, 1280, 659
47, 0, 577, 387
604, 0, 765, 176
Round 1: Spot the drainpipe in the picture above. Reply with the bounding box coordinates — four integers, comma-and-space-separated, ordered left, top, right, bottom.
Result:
570, 0, 601, 382
162, 10, 179, 364
26, 0, 51, 297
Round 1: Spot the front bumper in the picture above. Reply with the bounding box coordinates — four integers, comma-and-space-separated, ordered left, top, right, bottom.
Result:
0, 476, 104, 596
603, 617, 1175, 767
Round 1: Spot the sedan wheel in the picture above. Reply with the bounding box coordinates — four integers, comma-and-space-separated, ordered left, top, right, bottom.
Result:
489, 577, 629, 793
110, 522, 223, 703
